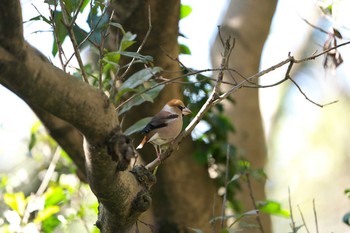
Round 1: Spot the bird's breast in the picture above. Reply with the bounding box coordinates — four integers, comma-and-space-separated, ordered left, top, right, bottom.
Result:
148, 116, 183, 145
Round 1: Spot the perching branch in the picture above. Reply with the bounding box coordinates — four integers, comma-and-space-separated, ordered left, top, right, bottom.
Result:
146, 36, 235, 171
145, 35, 350, 171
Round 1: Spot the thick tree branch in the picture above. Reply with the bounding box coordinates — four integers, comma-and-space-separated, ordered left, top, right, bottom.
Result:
0, 2, 156, 232
0, 44, 117, 144
0, 41, 154, 232
0, 0, 24, 54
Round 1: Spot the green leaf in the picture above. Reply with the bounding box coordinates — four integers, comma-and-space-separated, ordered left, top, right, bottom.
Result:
343, 212, 350, 226
345, 188, 350, 198
63, 0, 89, 15
3, 192, 27, 216
0, 176, 8, 189
115, 88, 137, 102
44, 0, 57, 5
119, 67, 162, 91
180, 4, 192, 19
179, 43, 191, 55
34, 205, 60, 223
44, 186, 67, 207
258, 200, 290, 217
42, 216, 60, 233
124, 117, 152, 136
51, 11, 67, 56
120, 32, 137, 51
109, 22, 126, 35
119, 51, 153, 64
27, 15, 51, 24
79, 0, 90, 13
119, 84, 164, 115
86, 8, 110, 44
28, 132, 37, 151
72, 24, 89, 48
103, 51, 121, 65
228, 174, 241, 184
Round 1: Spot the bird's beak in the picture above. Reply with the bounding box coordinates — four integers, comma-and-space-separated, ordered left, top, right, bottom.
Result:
182, 107, 192, 115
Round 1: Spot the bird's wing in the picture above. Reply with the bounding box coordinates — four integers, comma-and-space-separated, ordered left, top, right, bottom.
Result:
140, 111, 179, 134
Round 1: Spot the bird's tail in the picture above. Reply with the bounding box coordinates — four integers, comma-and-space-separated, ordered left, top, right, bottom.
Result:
136, 136, 147, 149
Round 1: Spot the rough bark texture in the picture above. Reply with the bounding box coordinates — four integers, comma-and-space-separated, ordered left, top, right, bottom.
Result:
0, 1, 156, 232
211, 0, 277, 232
110, 0, 220, 232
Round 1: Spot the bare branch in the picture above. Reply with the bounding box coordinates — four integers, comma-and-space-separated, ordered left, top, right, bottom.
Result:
119, 5, 152, 81
220, 145, 230, 230
48, 2, 67, 71
288, 187, 296, 231
297, 205, 310, 233
288, 76, 338, 107
245, 171, 264, 233
295, 40, 350, 63
0, 0, 24, 54
313, 199, 319, 233
59, 0, 89, 82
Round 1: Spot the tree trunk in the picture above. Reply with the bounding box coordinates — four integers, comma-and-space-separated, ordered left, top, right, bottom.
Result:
110, 1, 220, 232
211, 0, 277, 232
0, 1, 155, 232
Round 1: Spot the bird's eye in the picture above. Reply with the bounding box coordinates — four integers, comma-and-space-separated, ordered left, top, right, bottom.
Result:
177, 105, 184, 111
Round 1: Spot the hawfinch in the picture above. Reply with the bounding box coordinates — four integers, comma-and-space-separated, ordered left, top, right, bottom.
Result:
136, 99, 192, 159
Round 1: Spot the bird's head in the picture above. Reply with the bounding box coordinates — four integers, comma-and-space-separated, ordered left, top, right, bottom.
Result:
165, 99, 192, 115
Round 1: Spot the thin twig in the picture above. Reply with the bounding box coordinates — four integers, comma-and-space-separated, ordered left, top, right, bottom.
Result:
65, 8, 110, 65
288, 76, 338, 107
119, 5, 152, 82
301, 18, 329, 35
288, 187, 296, 232
59, 0, 89, 82
22, 148, 61, 225
295, 40, 350, 63
220, 145, 230, 230
146, 36, 234, 171
97, 10, 114, 89
144, 38, 350, 170
297, 205, 310, 233
218, 39, 350, 107
313, 199, 319, 233
211, 194, 218, 233
46, 1, 67, 71
245, 171, 264, 233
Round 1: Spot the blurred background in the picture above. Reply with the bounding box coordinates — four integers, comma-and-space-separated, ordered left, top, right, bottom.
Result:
1, 0, 350, 232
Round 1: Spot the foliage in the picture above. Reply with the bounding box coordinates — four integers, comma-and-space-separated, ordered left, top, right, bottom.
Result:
343, 189, 350, 228
1, 0, 298, 232
0, 123, 98, 233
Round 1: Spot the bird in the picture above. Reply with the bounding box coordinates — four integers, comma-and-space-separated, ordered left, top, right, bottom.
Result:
136, 99, 192, 159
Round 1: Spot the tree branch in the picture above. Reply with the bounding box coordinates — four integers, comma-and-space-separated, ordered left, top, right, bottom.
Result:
146, 36, 235, 171
145, 37, 350, 171
59, 0, 89, 82
0, 21, 154, 233
0, 44, 118, 144
0, 0, 24, 54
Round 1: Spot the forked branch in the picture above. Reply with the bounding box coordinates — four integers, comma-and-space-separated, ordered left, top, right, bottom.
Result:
145, 35, 350, 171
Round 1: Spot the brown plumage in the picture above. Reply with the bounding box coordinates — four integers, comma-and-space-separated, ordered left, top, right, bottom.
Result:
136, 99, 191, 159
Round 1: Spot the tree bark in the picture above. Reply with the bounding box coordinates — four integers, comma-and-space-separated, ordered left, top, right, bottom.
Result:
0, 1, 155, 232
211, 0, 277, 232
110, 0, 220, 232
